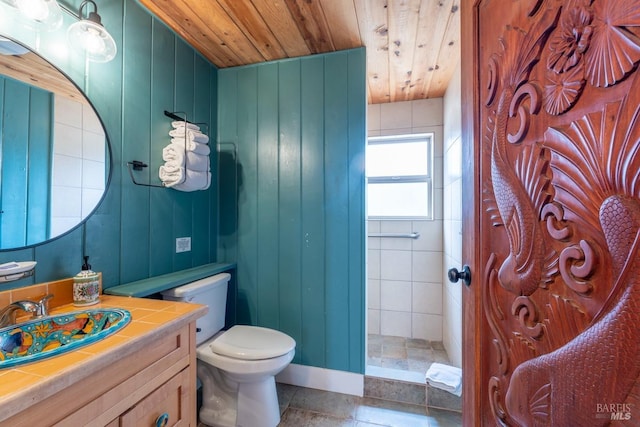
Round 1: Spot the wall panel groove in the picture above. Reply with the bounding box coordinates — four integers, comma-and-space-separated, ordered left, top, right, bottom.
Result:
218, 48, 366, 373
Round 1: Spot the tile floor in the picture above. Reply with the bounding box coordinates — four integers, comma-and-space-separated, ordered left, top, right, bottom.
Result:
198, 383, 462, 426
366, 334, 450, 383
276, 383, 462, 427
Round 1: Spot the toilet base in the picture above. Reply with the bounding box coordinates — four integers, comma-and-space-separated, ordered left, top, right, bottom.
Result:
237, 376, 281, 427
199, 371, 281, 427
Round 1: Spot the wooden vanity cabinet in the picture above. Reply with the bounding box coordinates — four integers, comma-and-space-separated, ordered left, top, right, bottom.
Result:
116, 367, 190, 426
3, 322, 198, 427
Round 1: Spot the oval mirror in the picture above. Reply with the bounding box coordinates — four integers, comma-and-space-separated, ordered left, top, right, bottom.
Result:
0, 35, 111, 250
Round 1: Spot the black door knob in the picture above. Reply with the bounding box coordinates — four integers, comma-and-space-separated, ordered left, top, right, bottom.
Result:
448, 265, 471, 286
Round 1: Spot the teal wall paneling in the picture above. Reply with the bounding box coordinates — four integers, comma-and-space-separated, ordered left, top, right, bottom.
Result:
148, 20, 177, 277
276, 60, 303, 365
0, 78, 51, 248
347, 48, 366, 371
0, 0, 218, 290
217, 48, 366, 374
208, 67, 219, 271
27, 88, 53, 246
256, 63, 280, 331
236, 66, 259, 325
81, 0, 125, 284
171, 39, 196, 273
1, 79, 30, 248
216, 69, 238, 325
121, 0, 152, 284
300, 56, 327, 369
191, 53, 216, 267
323, 52, 353, 371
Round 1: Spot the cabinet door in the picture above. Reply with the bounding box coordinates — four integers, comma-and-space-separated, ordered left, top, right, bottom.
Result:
120, 368, 191, 427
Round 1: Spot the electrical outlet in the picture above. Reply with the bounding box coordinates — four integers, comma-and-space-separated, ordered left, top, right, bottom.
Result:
176, 237, 191, 253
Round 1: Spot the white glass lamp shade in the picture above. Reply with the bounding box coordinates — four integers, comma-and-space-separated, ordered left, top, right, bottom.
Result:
0, 0, 18, 7
67, 19, 116, 63
0, 0, 62, 31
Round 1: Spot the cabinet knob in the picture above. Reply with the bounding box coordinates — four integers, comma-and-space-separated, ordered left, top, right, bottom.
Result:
155, 412, 169, 427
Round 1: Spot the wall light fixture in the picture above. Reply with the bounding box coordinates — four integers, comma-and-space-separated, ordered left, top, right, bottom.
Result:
0, 0, 62, 31
0, 0, 116, 63
67, 0, 116, 63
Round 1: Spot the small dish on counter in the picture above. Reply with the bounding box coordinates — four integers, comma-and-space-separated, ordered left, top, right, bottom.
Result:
0, 261, 37, 282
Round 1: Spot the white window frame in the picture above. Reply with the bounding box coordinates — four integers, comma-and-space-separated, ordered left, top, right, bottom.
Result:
366, 133, 434, 220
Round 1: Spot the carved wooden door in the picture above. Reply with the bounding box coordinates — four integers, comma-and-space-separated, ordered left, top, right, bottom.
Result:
462, 0, 640, 425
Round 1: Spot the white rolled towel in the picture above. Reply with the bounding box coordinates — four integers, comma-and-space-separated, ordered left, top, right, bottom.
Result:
171, 121, 200, 131
163, 143, 209, 172
161, 159, 182, 173
168, 169, 211, 192
186, 152, 209, 172
162, 144, 184, 163
425, 363, 462, 397
171, 138, 210, 155
159, 164, 185, 185
168, 128, 209, 143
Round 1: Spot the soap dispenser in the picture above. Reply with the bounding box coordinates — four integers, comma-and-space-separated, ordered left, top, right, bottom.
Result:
73, 256, 100, 306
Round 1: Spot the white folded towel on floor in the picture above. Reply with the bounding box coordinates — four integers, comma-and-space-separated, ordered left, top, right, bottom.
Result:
159, 164, 185, 185
171, 138, 211, 155
168, 169, 211, 192
171, 121, 200, 131
163, 143, 209, 172
168, 128, 209, 143
425, 363, 462, 397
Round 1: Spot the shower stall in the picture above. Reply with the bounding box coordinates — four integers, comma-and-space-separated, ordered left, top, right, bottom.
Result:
365, 97, 462, 384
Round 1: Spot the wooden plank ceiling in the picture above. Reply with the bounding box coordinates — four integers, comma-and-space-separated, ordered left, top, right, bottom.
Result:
137, 0, 461, 104
0, 52, 87, 103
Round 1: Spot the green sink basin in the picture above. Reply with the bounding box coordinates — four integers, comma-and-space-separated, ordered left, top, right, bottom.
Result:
0, 308, 131, 368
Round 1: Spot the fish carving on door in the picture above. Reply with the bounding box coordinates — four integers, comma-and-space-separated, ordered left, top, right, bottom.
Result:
477, 0, 640, 424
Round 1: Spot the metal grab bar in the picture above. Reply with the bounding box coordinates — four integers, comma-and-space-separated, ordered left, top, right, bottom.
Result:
368, 232, 420, 239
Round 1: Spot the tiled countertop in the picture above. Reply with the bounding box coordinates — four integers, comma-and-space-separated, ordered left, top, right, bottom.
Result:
0, 295, 207, 422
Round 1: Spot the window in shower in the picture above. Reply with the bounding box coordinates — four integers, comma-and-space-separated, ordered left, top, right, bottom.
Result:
366, 133, 434, 219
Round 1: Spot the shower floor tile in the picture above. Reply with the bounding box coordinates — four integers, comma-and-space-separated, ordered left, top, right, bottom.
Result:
366, 334, 451, 383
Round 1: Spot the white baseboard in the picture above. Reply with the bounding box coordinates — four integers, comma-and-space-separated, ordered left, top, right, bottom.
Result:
276, 363, 364, 397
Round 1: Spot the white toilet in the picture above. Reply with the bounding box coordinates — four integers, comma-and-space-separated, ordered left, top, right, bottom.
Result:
161, 273, 296, 427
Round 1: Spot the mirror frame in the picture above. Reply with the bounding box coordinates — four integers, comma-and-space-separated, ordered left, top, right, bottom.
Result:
0, 34, 113, 251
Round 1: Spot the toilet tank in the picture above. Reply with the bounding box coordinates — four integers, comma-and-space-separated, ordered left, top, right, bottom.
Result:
161, 273, 230, 345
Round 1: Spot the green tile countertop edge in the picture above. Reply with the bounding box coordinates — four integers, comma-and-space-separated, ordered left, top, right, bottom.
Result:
104, 262, 236, 297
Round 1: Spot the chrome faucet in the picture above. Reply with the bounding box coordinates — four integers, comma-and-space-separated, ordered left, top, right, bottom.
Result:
34, 294, 53, 317
0, 294, 54, 328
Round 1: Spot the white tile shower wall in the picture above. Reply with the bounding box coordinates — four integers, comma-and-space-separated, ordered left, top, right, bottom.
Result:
367, 98, 444, 341
51, 96, 106, 237
368, 220, 444, 340
443, 63, 463, 368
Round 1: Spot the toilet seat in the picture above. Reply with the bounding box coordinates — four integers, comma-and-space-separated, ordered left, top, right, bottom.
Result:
211, 325, 295, 360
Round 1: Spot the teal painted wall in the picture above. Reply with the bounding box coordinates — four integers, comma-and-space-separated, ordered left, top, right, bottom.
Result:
0, 0, 366, 376
0, 0, 218, 289
0, 77, 52, 248
217, 49, 367, 374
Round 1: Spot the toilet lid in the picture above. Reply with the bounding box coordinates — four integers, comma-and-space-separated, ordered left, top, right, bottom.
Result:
210, 325, 296, 360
